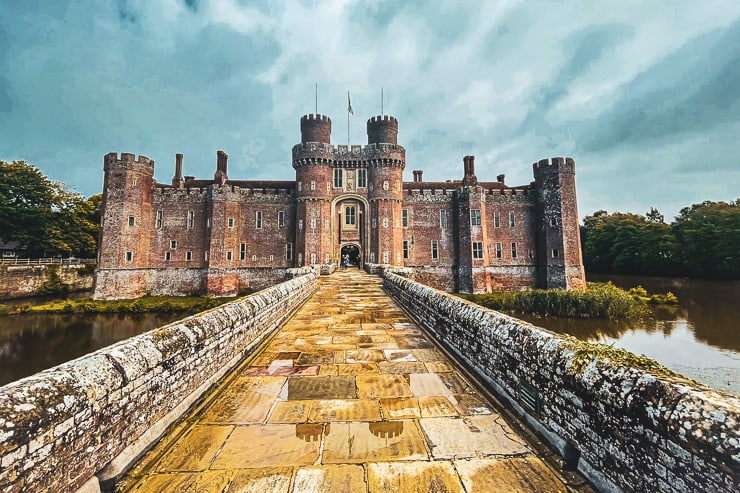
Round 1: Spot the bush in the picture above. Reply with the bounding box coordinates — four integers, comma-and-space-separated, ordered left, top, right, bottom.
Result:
462, 282, 656, 319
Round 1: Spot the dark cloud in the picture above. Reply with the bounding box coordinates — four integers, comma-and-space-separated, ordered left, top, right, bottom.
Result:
580, 19, 740, 153
516, 23, 634, 136
183, 0, 198, 12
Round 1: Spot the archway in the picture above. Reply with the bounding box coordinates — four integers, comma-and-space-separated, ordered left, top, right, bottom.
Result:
340, 244, 361, 268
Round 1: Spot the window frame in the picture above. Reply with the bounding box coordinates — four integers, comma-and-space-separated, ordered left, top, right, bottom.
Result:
471, 209, 482, 226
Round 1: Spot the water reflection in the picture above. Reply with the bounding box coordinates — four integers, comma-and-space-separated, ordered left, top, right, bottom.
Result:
0, 311, 186, 386
516, 274, 740, 395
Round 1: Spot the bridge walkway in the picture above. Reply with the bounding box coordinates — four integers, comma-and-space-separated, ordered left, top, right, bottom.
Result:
119, 270, 584, 492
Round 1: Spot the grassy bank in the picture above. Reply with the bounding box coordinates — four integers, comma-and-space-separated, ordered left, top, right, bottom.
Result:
459, 282, 677, 319
0, 295, 238, 316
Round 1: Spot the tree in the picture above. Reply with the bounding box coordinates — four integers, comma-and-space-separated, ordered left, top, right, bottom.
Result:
672, 200, 740, 278
0, 159, 100, 257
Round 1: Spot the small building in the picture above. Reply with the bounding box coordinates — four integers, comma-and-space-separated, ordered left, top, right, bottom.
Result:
0, 240, 25, 259
94, 114, 585, 299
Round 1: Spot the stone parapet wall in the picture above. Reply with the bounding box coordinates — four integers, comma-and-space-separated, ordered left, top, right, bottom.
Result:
383, 272, 739, 493
0, 271, 318, 493
0, 264, 93, 300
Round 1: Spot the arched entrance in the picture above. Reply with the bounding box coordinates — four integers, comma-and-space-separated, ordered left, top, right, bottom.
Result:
340, 244, 361, 268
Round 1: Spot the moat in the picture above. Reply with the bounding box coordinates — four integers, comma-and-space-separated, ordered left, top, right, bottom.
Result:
1, 274, 738, 395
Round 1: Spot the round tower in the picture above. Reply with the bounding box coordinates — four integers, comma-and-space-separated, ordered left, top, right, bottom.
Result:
301, 114, 332, 144
293, 114, 334, 267
365, 115, 405, 265
367, 115, 398, 145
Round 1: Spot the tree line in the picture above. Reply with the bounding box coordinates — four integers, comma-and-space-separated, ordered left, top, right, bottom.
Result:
0, 159, 100, 258
581, 201, 740, 279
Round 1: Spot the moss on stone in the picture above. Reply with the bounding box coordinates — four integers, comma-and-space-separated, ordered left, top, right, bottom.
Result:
1, 295, 238, 315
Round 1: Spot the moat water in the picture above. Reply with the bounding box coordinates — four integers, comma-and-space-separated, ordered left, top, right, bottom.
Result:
0, 274, 738, 395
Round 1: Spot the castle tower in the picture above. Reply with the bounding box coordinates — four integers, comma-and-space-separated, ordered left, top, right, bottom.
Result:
533, 157, 586, 289
455, 156, 489, 292
292, 114, 334, 266
94, 153, 155, 299
366, 115, 405, 265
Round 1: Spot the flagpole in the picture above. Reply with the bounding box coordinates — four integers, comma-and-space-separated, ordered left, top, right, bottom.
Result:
381, 86, 384, 116
315, 83, 318, 114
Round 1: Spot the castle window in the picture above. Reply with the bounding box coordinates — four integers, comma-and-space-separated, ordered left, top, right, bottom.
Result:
552, 248, 559, 258
170, 240, 177, 249
529, 250, 535, 259
187, 211, 194, 229
298, 253, 303, 265
494, 211, 500, 228
324, 219, 329, 229
325, 253, 330, 263
327, 182, 331, 191
299, 219, 303, 230
369, 183, 374, 191
550, 217, 559, 227
370, 252, 375, 263
297, 181, 302, 191
372, 218, 377, 229
278, 211, 285, 229
345, 206, 356, 225
496, 242, 502, 259
334, 168, 343, 188
311, 180, 316, 190
357, 169, 367, 188
471, 209, 481, 226
252, 254, 257, 261
311, 218, 317, 229
228, 217, 234, 229
431, 240, 439, 259
383, 252, 389, 263
402, 209, 408, 228
310, 253, 317, 264
226, 250, 233, 261
382, 217, 389, 228
269, 255, 274, 261
205, 251, 209, 261
285, 243, 293, 260
256, 211, 262, 229
403, 240, 409, 259
207, 218, 211, 228
509, 211, 516, 228
383, 181, 389, 191
125, 251, 133, 262
473, 242, 484, 259
186, 251, 192, 261
240, 243, 246, 260
511, 242, 518, 258
439, 210, 447, 228
128, 216, 135, 227
131, 178, 137, 186
156, 211, 163, 229
164, 251, 171, 261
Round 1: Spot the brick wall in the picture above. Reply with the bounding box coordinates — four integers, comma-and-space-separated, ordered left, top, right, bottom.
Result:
0, 264, 94, 300
383, 273, 739, 493
0, 271, 318, 493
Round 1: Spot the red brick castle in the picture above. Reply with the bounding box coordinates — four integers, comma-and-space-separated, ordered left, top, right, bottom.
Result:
94, 113, 586, 299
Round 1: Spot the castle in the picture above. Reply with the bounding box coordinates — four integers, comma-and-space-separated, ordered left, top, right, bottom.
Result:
93, 113, 586, 299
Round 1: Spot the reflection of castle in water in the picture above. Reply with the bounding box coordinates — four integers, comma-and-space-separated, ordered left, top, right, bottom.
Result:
369, 421, 404, 439
295, 423, 327, 443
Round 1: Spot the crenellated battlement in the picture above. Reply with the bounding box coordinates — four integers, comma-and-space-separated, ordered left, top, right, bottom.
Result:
532, 156, 576, 176
104, 152, 154, 166
367, 115, 398, 125
292, 142, 405, 166
300, 113, 332, 124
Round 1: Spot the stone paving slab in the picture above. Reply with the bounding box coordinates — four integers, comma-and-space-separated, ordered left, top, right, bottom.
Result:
119, 270, 578, 492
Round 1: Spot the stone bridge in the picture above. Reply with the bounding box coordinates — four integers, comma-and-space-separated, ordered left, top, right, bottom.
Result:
0, 270, 737, 492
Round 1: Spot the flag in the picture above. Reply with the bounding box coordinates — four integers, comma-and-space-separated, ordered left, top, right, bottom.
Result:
347, 92, 353, 115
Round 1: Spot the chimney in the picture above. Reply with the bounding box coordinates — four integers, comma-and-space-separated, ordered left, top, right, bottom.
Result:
413, 170, 423, 183
462, 156, 477, 186
497, 174, 505, 184
214, 150, 229, 184
172, 153, 184, 188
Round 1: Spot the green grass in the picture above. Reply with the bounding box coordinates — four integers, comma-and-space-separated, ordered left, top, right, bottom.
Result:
0, 295, 238, 316
459, 282, 676, 319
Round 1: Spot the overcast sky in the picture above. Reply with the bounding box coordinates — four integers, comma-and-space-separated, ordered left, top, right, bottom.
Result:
1, 0, 739, 221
